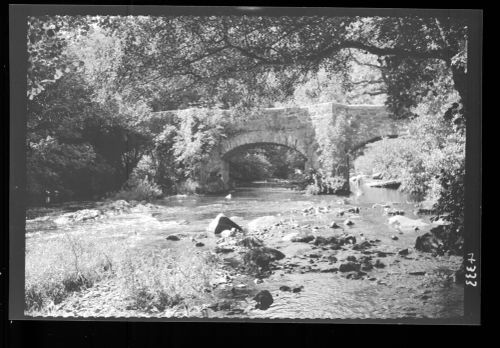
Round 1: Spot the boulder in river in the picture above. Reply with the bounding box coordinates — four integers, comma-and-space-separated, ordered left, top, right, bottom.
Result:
207, 213, 243, 234
329, 221, 341, 229
339, 262, 361, 272
414, 232, 444, 255
344, 219, 354, 226
372, 172, 383, 180
243, 247, 285, 271
238, 236, 264, 248
254, 290, 273, 310
398, 248, 410, 256
166, 234, 181, 241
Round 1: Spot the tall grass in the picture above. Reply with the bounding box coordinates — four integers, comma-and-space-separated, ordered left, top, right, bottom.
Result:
25, 232, 221, 315
25, 233, 115, 313
117, 248, 219, 312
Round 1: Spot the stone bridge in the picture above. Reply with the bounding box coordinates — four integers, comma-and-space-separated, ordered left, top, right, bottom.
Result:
157, 102, 408, 193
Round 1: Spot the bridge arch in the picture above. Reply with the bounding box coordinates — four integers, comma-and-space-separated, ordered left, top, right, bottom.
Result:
155, 102, 408, 193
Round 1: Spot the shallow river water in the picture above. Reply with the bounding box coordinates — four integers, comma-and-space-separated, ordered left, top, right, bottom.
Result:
26, 181, 464, 320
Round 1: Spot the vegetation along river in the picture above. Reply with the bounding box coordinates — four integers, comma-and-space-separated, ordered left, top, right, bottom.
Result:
25, 182, 464, 319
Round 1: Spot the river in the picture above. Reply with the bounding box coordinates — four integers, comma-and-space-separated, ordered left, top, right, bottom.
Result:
25, 181, 464, 319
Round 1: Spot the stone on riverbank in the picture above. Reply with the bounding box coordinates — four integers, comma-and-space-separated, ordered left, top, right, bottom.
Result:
243, 247, 285, 271
388, 215, 429, 231
208, 213, 243, 234
254, 290, 273, 310
398, 248, 410, 256
415, 232, 444, 255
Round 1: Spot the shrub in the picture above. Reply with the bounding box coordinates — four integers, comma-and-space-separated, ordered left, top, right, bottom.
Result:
303, 169, 348, 195
175, 178, 201, 194
305, 184, 321, 195
113, 177, 163, 201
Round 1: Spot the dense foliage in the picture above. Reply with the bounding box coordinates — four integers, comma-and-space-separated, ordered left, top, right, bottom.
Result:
26, 13, 469, 235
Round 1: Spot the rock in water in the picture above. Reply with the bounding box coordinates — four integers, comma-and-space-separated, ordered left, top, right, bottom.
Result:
208, 213, 243, 234
225, 194, 232, 199
238, 236, 264, 248
243, 247, 285, 270
166, 234, 180, 241
414, 232, 444, 254
372, 172, 383, 180
329, 221, 341, 229
344, 219, 354, 226
254, 290, 273, 310
339, 262, 361, 272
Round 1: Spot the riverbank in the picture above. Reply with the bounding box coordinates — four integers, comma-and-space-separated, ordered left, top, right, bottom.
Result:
25, 185, 463, 319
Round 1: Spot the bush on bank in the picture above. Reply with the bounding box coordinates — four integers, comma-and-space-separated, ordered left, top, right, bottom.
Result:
354, 111, 466, 245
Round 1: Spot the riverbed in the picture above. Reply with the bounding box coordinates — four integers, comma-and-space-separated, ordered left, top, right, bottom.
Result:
25, 181, 464, 319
